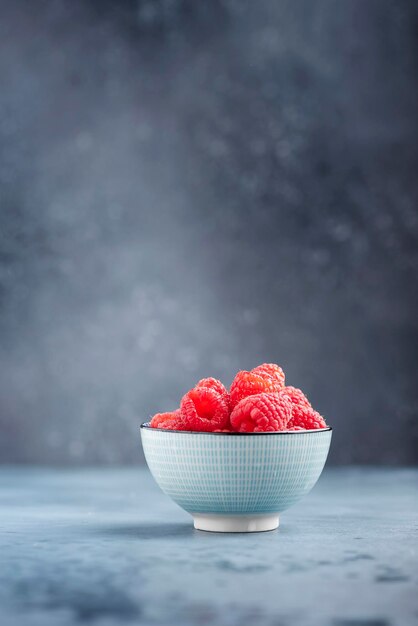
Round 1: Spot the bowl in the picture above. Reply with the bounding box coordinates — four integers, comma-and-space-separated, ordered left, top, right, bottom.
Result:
140, 423, 332, 533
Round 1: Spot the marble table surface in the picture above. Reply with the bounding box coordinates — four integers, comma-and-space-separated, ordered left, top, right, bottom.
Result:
0, 467, 417, 626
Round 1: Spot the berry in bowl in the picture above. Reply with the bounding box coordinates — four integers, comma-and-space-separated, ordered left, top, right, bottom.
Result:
140, 363, 332, 533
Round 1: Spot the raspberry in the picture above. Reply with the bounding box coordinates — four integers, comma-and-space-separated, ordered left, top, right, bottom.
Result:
150, 410, 185, 430
230, 370, 283, 409
230, 392, 292, 432
280, 387, 314, 428
287, 406, 327, 430
180, 386, 229, 432
280, 386, 311, 410
195, 377, 230, 407
251, 363, 285, 387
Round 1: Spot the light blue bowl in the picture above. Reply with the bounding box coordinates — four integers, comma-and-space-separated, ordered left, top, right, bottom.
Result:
140, 423, 332, 532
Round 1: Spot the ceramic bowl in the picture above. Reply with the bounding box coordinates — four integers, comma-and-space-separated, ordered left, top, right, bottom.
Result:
140, 424, 332, 533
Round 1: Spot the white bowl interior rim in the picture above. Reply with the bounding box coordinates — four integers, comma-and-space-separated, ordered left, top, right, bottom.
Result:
141, 422, 332, 435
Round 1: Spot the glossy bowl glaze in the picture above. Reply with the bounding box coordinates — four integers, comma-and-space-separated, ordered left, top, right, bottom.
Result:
140, 424, 332, 532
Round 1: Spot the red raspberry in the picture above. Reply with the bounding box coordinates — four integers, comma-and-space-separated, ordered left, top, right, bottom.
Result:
280, 387, 314, 428
230, 370, 283, 409
180, 386, 229, 432
280, 386, 311, 410
251, 363, 285, 387
195, 377, 230, 408
287, 406, 327, 430
230, 392, 292, 432
150, 410, 185, 430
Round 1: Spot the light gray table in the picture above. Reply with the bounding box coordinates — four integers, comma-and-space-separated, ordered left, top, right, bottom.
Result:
0, 468, 417, 626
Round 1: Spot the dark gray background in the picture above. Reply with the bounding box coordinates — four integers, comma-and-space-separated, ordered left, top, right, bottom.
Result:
0, 0, 417, 465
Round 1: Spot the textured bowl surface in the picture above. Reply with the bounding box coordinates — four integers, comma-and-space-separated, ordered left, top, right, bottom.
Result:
140, 424, 332, 519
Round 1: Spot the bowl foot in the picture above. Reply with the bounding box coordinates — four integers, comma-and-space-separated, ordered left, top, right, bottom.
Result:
192, 513, 279, 533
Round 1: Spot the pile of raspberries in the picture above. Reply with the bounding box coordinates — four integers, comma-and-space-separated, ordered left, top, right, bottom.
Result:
150, 363, 327, 433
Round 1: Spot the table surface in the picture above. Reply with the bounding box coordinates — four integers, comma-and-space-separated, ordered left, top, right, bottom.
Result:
1, 467, 417, 626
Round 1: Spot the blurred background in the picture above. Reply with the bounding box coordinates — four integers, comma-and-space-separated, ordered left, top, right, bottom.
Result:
0, 0, 417, 466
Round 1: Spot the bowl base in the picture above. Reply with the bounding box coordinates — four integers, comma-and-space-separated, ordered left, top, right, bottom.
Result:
192, 513, 279, 533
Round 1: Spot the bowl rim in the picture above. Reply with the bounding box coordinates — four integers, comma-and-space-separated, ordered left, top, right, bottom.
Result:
140, 422, 332, 435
